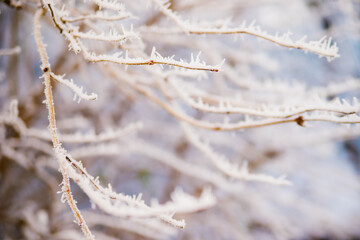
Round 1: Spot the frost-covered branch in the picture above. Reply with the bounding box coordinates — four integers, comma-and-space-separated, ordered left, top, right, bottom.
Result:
81, 45, 221, 72
34, 8, 94, 239
0, 100, 142, 144
150, 0, 339, 60
47, 3, 221, 71
59, 151, 216, 228
169, 78, 360, 118
50, 72, 98, 102
182, 124, 291, 185
84, 212, 177, 240
117, 74, 360, 131
59, 122, 143, 143
71, 28, 139, 43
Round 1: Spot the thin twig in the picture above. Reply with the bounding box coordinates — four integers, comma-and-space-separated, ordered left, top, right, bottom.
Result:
34, 8, 94, 240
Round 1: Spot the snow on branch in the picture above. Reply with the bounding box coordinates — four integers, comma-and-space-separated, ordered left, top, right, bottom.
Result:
45, 4, 82, 53
84, 212, 177, 240
50, 72, 98, 102
47, 3, 220, 72
71, 27, 139, 43
59, 122, 143, 143
0, 99, 142, 144
81, 45, 222, 72
151, 0, 339, 60
182, 124, 292, 186
125, 79, 360, 131
58, 148, 216, 229
187, 112, 360, 131
151, 187, 216, 215
170, 78, 360, 118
